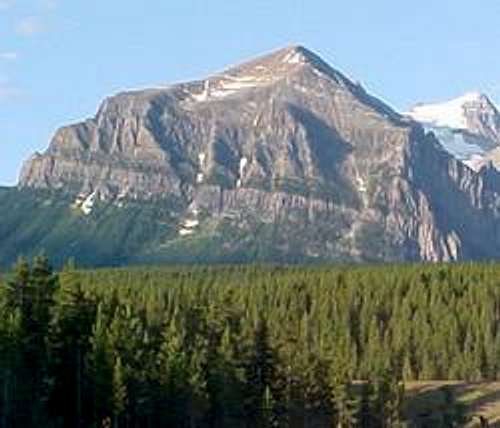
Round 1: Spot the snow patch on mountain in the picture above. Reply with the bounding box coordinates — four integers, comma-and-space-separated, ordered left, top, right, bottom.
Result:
408, 92, 483, 130
283, 50, 305, 65
236, 157, 249, 188
239, 156, 248, 173
407, 92, 500, 171
179, 211, 200, 237
73, 192, 96, 215
192, 80, 211, 102
428, 127, 486, 160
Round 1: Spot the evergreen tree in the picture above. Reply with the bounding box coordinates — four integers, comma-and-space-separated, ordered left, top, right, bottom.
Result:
0, 305, 21, 428
245, 318, 278, 428
88, 304, 114, 427
46, 265, 96, 427
156, 320, 190, 427
112, 357, 127, 428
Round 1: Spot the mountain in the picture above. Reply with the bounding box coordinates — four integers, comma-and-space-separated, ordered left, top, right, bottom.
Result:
407, 92, 500, 170
5, 45, 500, 267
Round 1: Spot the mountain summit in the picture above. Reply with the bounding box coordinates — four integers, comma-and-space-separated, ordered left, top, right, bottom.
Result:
6, 46, 500, 266
408, 93, 500, 170
19, 45, 402, 200
408, 92, 494, 130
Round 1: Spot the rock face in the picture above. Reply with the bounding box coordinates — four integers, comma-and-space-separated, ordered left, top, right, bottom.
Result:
16, 46, 500, 263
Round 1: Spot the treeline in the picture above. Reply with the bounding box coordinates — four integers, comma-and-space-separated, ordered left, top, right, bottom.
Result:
2, 259, 498, 427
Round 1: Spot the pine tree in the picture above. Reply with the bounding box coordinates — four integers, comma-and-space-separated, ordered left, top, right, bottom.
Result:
187, 335, 209, 428
329, 331, 358, 427
0, 305, 21, 428
5, 255, 58, 425
6, 256, 30, 310
46, 266, 96, 428
112, 357, 127, 428
156, 320, 190, 426
244, 318, 278, 428
88, 304, 114, 427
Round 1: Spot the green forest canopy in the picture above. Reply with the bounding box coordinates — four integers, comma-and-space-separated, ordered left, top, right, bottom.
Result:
1, 258, 498, 427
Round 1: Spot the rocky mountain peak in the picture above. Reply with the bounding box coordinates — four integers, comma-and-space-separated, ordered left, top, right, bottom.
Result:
408, 92, 500, 170
408, 92, 499, 132
224, 45, 331, 76
175, 45, 357, 107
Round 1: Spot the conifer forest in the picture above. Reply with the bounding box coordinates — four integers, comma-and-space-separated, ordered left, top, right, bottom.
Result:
3, 258, 500, 427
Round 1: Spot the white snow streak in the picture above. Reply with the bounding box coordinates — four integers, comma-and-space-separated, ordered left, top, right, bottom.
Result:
196, 153, 206, 183
239, 157, 248, 176
179, 212, 200, 236
237, 157, 248, 188
183, 219, 200, 228
283, 51, 304, 65
80, 192, 96, 215
189, 73, 276, 103
356, 177, 367, 193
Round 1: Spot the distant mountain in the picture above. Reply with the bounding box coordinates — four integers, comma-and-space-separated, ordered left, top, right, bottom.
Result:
5, 45, 500, 267
407, 92, 500, 170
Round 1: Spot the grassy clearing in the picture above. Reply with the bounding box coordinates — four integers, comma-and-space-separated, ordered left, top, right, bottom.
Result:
406, 382, 500, 426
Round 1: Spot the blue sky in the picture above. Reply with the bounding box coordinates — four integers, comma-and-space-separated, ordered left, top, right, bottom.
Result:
2, 0, 500, 184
